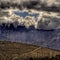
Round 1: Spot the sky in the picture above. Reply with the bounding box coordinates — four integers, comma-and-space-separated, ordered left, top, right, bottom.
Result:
0, 0, 60, 7
0, 0, 60, 12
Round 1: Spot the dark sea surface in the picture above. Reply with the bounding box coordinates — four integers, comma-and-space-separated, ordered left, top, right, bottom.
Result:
0, 11, 60, 50
0, 28, 60, 50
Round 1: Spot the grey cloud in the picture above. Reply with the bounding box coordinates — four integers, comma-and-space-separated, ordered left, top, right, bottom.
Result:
0, 0, 60, 12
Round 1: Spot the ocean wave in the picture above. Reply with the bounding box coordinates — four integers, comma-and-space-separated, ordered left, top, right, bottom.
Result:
0, 9, 60, 30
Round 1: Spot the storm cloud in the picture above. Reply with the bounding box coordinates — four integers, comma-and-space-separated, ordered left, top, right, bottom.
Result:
0, 0, 60, 12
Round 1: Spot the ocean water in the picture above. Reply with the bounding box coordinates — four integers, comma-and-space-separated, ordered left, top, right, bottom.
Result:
0, 28, 60, 50
14, 11, 39, 20
0, 11, 60, 50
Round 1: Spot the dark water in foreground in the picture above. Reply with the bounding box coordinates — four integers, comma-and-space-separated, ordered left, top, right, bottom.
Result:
0, 26, 60, 50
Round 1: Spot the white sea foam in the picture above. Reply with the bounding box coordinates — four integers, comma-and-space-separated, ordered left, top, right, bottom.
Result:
0, 9, 60, 30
